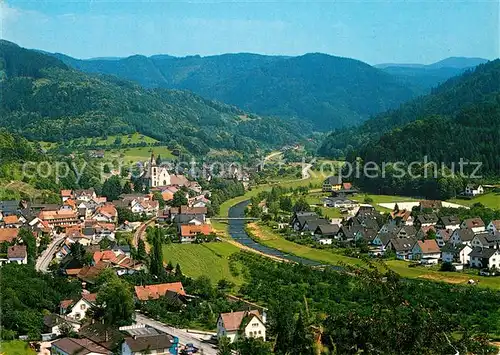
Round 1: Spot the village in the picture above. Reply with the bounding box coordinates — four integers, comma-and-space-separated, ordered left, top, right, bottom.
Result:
1, 151, 499, 355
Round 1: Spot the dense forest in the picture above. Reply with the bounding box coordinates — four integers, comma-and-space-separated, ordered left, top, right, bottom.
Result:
53, 51, 422, 130
319, 60, 500, 175
0, 41, 309, 156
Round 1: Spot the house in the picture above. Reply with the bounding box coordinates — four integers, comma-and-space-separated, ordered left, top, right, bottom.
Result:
43, 314, 81, 339
59, 292, 97, 321
436, 216, 461, 231
92, 204, 118, 223
74, 189, 97, 202
134, 282, 186, 301
450, 228, 475, 246
416, 225, 436, 240
2, 214, 22, 228
51, 337, 111, 355
0, 200, 21, 218
323, 196, 358, 209
388, 207, 413, 226
0, 228, 18, 244
314, 224, 339, 238
78, 323, 124, 352
469, 247, 500, 269
217, 310, 266, 343
122, 333, 177, 355
487, 220, 500, 233
386, 238, 416, 260
441, 243, 472, 265
436, 229, 453, 247
414, 213, 438, 229
371, 233, 392, 252
470, 232, 500, 249
461, 217, 485, 233
411, 240, 441, 265
290, 212, 318, 231
465, 184, 484, 196
7, 245, 27, 264
322, 176, 342, 192
313, 223, 339, 245
39, 210, 80, 228
179, 224, 212, 243
419, 200, 442, 212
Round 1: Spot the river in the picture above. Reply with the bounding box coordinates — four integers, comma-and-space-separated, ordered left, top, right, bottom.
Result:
227, 200, 323, 266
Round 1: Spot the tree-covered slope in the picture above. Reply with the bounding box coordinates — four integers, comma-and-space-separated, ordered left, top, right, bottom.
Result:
0, 41, 309, 156
52, 51, 418, 130
319, 59, 500, 159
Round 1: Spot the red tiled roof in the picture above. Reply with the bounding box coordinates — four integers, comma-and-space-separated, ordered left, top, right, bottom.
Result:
2, 215, 19, 224
134, 282, 186, 301
82, 292, 97, 303
417, 239, 440, 254
180, 224, 212, 237
60, 299, 74, 309
65, 268, 81, 276
96, 204, 117, 218
0, 228, 18, 243
60, 190, 73, 197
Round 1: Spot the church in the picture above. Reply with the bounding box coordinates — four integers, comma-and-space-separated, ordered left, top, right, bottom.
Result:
142, 153, 171, 188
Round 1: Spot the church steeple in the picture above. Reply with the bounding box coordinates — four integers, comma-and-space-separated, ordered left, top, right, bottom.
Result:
150, 151, 156, 166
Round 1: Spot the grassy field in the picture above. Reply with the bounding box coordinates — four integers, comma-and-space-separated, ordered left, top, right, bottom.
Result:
105, 146, 174, 164
0, 341, 36, 355
448, 192, 500, 210
247, 223, 366, 268
162, 242, 243, 285
248, 223, 500, 289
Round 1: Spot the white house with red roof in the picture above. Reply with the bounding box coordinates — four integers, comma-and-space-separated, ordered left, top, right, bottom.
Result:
59, 292, 97, 321
217, 310, 266, 343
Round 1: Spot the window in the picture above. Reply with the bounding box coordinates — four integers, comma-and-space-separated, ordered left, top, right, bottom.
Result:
258, 331, 262, 335
81, 304, 86, 310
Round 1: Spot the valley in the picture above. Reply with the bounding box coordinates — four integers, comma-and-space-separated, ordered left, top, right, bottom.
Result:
0, 10, 498, 355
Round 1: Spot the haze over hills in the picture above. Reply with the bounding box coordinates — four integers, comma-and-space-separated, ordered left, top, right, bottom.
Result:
0, 40, 309, 156
49, 50, 422, 130
319, 59, 500, 174
376, 57, 490, 93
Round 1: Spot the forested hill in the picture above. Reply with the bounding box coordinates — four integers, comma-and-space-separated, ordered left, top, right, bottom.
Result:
0, 41, 310, 156
51, 51, 419, 130
319, 59, 500, 160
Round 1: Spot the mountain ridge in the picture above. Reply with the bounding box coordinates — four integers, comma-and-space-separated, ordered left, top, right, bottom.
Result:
0, 40, 309, 156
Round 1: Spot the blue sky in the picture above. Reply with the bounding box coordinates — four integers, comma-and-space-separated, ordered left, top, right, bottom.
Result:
1, 0, 498, 64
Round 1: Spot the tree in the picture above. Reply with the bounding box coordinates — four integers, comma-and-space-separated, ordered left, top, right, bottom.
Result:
279, 196, 293, 212
149, 228, 164, 277
95, 272, 134, 326
217, 336, 232, 355
133, 179, 144, 193
137, 239, 147, 261
153, 191, 166, 209
293, 198, 310, 212
291, 310, 314, 355
122, 182, 133, 194
174, 263, 183, 278
101, 176, 122, 201
235, 337, 272, 355
171, 190, 188, 207
271, 298, 296, 355
19, 228, 36, 263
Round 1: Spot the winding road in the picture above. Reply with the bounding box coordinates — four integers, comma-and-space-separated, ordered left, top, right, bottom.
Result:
35, 235, 65, 272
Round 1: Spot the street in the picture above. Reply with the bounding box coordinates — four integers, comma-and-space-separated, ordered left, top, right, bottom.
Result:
35, 235, 65, 272
134, 313, 218, 355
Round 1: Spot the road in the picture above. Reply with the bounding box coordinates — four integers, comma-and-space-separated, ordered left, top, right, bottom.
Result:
35, 235, 65, 272
135, 313, 217, 355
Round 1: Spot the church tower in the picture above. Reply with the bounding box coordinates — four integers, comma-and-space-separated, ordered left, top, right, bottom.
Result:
148, 152, 170, 187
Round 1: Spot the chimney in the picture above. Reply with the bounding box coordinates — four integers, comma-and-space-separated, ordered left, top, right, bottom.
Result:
105, 331, 109, 342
